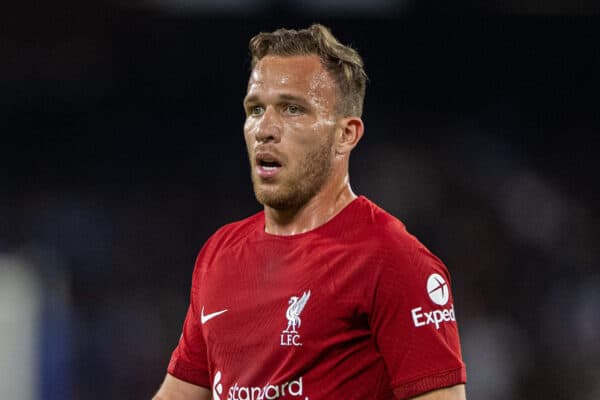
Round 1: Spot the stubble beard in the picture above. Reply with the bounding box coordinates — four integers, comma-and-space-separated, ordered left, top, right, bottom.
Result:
251, 138, 334, 211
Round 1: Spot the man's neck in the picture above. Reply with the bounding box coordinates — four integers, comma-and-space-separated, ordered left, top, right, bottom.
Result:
263, 179, 356, 236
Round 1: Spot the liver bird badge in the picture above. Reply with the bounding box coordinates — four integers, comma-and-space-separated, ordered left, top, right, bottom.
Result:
283, 290, 311, 333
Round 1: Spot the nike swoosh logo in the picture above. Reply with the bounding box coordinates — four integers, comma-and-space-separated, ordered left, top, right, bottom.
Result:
201, 307, 228, 324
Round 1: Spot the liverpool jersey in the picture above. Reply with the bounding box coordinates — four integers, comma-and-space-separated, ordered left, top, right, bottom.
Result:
168, 196, 466, 399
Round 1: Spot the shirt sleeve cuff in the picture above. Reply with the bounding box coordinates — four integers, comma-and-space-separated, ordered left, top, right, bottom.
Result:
167, 357, 211, 389
392, 366, 467, 399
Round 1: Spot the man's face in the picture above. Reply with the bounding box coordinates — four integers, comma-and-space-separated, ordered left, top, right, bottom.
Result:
243, 55, 340, 210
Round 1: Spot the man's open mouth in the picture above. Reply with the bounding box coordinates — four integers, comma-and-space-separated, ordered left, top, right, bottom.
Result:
259, 160, 282, 170
255, 153, 283, 177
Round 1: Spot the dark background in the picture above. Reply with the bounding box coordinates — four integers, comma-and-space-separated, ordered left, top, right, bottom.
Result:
1, 1, 599, 399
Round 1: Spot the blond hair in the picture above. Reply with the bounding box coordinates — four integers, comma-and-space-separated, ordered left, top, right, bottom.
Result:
249, 24, 367, 117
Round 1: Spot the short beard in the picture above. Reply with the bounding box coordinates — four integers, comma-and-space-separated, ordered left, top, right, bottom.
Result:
251, 138, 334, 212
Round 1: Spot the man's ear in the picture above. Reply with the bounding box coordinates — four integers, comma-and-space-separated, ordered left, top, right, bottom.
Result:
335, 117, 364, 155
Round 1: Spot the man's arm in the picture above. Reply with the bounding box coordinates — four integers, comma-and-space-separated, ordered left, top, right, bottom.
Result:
153, 373, 212, 400
401, 384, 466, 400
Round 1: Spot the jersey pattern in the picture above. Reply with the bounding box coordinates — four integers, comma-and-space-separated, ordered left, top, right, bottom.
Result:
168, 196, 466, 400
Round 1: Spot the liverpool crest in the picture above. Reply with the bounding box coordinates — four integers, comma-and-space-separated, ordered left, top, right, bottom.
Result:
280, 290, 311, 346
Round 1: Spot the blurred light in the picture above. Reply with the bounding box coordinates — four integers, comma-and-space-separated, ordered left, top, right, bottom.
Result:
0, 256, 41, 400
498, 170, 567, 248
138, 0, 408, 15
291, 0, 408, 15
141, 0, 268, 14
543, 278, 600, 357
461, 316, 530, 400
356, 144, 443, 219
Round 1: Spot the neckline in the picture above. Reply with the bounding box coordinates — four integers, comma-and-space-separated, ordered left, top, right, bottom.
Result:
257, 195, 365, 240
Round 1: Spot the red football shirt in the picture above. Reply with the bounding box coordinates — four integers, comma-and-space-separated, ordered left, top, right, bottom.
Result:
168, 196, 466, 399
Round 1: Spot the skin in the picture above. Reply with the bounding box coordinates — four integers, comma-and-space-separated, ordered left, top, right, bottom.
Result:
153, 54, 466, 400
243, 54, 363, 235
153, 374, 211, 400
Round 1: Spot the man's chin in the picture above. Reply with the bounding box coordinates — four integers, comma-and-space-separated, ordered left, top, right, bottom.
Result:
254, 190, 289, 210
253, 184, 297, 210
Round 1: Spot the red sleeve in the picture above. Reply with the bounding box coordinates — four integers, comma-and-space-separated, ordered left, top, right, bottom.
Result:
167, 253, 211, 389
369, 243, 466, 399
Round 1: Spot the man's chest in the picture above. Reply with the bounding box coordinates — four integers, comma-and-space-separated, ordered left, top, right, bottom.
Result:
196, 243, 373, 368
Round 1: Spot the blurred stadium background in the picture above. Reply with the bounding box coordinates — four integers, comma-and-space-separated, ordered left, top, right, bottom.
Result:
1, 1, 599, 399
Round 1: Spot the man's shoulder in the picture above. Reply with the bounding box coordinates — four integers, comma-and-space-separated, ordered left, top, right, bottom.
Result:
354, 196, 428, 257
356, 197, 446, 277
354, 197, 411, 240
213, 211, 263, 243
199, 211, 264, 257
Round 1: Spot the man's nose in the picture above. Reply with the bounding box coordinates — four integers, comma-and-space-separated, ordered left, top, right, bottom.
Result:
255, 107, 281, 143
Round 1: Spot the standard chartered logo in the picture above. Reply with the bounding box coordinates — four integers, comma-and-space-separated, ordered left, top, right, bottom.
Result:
213, 371, 223, 400
411, 273, 456, 329
215, 371, 307, 400
228, 377, 305, 400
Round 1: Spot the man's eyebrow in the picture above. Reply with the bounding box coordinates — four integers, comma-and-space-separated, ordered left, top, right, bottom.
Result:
243, 93, 309, 106
243, 94, 259, 106
278, 94, 311, 106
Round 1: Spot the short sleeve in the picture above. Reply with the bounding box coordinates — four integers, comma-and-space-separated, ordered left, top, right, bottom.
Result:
369, 244, 466, 399
167, 256, 211, 389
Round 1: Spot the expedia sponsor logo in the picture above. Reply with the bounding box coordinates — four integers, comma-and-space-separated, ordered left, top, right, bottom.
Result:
227, 377, 305, 400
426, 273, 449, 306
411, 305, 456, 329
411, 273, 456, 329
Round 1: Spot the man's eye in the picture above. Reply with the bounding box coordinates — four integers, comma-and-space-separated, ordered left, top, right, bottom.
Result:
249, 106, 264, 116
285, 104, 303, 115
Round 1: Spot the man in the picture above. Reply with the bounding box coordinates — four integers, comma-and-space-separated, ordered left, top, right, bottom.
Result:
154, 24, 466, 400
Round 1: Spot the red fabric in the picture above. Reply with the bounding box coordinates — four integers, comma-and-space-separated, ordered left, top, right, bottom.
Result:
168, 196, 466, 399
